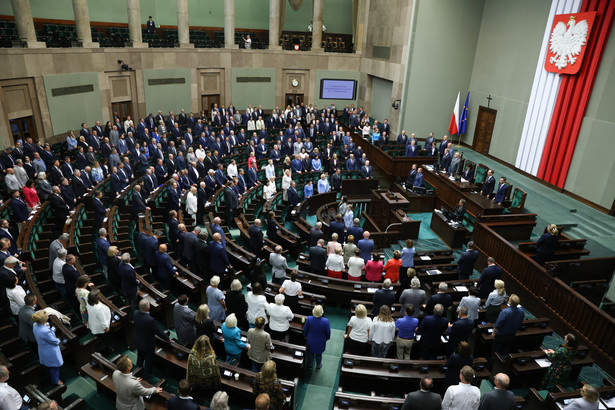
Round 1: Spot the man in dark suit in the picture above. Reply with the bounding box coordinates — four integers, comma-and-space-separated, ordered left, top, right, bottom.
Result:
118, 253, 139, 310
418, 304, 449, 359
131, 185, 148, 216
346, 219, 363, 242
401, 377, 442, 410
329, 214, 345, 241
478, 373, 516, 410
481, 169, 495, 197
49, 186, 70, 231
493, 177, 508, 205
406, 164, 417, 186
167, 379, 200, 410
439, 136, 450, 157
97, 228, 111, 275
360, 160, 372, 179
209, 233, 231, 278
0, 220, 17, 255
155, 244, 176, 290
447, 306, 475, 354
287, 181, 299, 210
440, 148, 452, 171
211, 217, 225, 245
224, 181, 239, 228
133, 299, 171, 374
141, 228, 159, 275
8, 190, 28, 229
331, 169, 342, 192
310, 222, 324, 247
424, 132, 436, 150
372, 279, 396, 315
182, 226, 200, 268
456, 241, 479, 280
424, 282, 453, 315
248, 219, 264, 256
92, 190, 108, 229
309, 239, 327, 276
453, 199, 466, 222
194, 232, 210, 280
146, 16, 156, 33
477, 257, 502, 299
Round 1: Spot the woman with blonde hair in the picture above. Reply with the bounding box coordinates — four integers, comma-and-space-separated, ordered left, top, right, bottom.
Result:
345, 304, 372, 356
75, 275, 93, 325
195, 304, 215, 341
370, 305, 396, 358
32, 310, 64, 386
536, 223, 560, 265
210, 391, 229, 410
343, 235, 357, 265
325, 245, 345, 279
187, 335, 221, 393
485, 279, 508, 323
253, 360, 285, 410
281, 169, 292, 201
106, 246, 121, 291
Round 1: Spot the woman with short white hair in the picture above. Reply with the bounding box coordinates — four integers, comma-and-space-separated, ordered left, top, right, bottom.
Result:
185, 186, 198, 221
221, 314, 247, 365
206, 276, 227, 322
246, 282, 268, 327
303, 305, 331, 371
210, 390, 229, 410
266, 294, 294, 341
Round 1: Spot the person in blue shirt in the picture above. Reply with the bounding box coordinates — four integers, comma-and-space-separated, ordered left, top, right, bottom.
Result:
32, 310, 64, 386
493, 294, 525, 355
317, 174, 330, 194
371, 127, 381, 146
311, 155, 322, 172
304, 180, 314, 199
357, 231, 374, 263
395, 304, 419, 359
344, 204, 354, 229
291, 155, 303, 174
303, 305, 330, 371
397, 239, 417, 299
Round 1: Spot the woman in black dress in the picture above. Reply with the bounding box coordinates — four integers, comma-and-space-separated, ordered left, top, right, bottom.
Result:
226, 279, 249, 330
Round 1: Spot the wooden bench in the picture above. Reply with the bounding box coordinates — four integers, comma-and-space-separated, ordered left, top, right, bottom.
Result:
519, 239, 590, 260
475, 318, 553, 356
333, 391, 406, 409
546, 257, 615, 284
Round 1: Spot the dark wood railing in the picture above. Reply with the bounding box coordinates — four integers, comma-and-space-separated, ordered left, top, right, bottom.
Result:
472, 222, 615, 374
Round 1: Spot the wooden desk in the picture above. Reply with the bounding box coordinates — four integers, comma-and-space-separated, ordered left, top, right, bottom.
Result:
391, 182, 436, 213
333, 391, 405, 409
430, 210, 468, 248
476, 318, 553, 356
423, 167, 503, 216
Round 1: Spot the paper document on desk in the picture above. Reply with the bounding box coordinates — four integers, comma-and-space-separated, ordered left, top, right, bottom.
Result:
427, 270, 441, 275
420, 256, 431, 261
367, 288, 377, 293
454, 286, 468, 292
601, 397, 615, 408
534, 358, 551, 368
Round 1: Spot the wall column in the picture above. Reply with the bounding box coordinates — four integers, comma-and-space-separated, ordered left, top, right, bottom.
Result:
268, 0, 281, 50
127, 0, 147, 48
72, 0, 98, 47
354, 0, 368, 54
176, 0, 193, 48
224, 0, 238, 49
9, 0, 45, 48
311, 0, 324, 51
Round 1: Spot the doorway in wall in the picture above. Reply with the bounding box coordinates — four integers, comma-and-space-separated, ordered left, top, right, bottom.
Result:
10, 116, 36, 144
202, 95, 220, 112
472, 106, 497, 155
111, 101, 134, 122
285, 93, 304, 107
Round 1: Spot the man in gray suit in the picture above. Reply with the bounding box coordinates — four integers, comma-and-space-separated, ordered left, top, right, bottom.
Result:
36, 171, 52, 202
401, 377, 442, 410
269, 245, 288, 286
449, 152, 462, 176
112, 355, 161, 410
18, 293, 37, 344
49, 233, 69, 270
478, 373, 516, 410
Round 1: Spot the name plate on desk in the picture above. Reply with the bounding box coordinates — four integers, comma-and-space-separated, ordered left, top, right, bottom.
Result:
534, 358, 551, 368
454, 286, 468, 292
426, 270, 441, 275
367, 287, 377, 293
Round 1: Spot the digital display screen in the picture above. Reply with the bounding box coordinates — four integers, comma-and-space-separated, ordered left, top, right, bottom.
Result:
320, 79, 357, 100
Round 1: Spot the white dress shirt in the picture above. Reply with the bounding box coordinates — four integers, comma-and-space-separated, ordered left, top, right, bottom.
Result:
266, 303, 294, 332
0, 381, 22, 409
442, 382, 481, 410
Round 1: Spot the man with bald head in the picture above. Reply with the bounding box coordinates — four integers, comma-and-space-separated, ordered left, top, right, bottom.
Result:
209, 233, 232, 280
155, 244, 177, 290
0, 365, 23, 409
478, 373, 515, 410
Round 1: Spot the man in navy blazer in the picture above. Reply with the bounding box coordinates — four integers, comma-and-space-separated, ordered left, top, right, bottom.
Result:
209, 233, 231, 277
360, 161, 372, 179
328, 214, 345, 241
287, 181, 299, 209
155, 244, 176, 290
167, 379, 200, 410
167, 183, 180, 212
142, 228, 159, 274
413, 168, 424, 188
493, 177, 508, 205
447, 306, 475, 354
418, 304, 449, 359
481, 169, 495, 197
133, 299, 171, 374
92, 190, 108, 229
309, 240, 328, 276
425, 282, 452, 315
9, 191, 28, 227
247, 166, 258, 188
477, 257, 503, 299
97, 228, 111, 275
456, 241, 479, 280
131, 185, 147, 216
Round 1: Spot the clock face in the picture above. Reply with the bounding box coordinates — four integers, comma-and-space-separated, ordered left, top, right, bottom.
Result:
291, 79, 299, 87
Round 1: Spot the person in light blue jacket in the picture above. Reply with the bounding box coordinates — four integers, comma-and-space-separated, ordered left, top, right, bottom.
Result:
32, 310, 64, 386
221, 313, 248, 365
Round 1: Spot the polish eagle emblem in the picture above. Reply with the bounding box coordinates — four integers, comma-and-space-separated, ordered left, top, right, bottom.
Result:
549, 16, 589, 70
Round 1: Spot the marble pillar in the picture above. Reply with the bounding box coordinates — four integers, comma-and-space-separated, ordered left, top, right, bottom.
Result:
224, 0, 238, 49
177, 0, 193, 48
268, 0, 281, 50
72, 0, 98, 47
312, 0, 324, 51
9, 0, 45, 48
354, 0, 367, 54
127, 0, 147, 48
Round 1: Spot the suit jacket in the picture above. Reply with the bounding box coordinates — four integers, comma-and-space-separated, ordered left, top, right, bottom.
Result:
456, 249, 479, 278
209, 241, 230, 273
360, 166, 372, 179
494, 183, 508, 203
182, 232, 199, 264
18, 304, 36, 343
309, 228, 324, 247
155, 251, 175, 287
92, 197, 107, 225
413, 173, 424, 187
133, 310, 168, 351
440, 154, 452, 171
97, 237, 110, 266
167, 396, 200, 410
248, 224, 264, 253
132, 190, 146, 216
449, 157, 462, 175
401, 389, 442, 410
142, 235, 159, 266
329, 221, 345, 241
49, 193, 69, 220
9, 197, 28, 222
481, 176, 495, 196
448, 317, 474, 353
418, 314, 449, 347
331, 172, 342, 191
477, 264, 503, 299
112, 370, 157, 410
224, 187, 239, 210
309, 245, 327, 271
372, 288, 396, 315
424, 292, 452, 315
287, 186, 299, 207
478, 388, 516, 410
